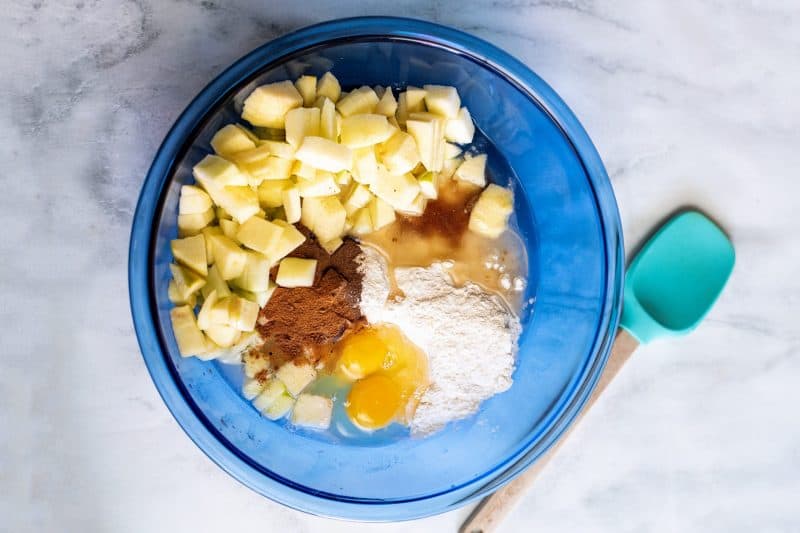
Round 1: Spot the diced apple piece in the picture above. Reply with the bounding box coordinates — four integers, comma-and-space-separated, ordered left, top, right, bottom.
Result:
340, 114, 396, 148
284, 107, 320, 147
405, 86, 427, 112
445, 107, 475, 144
237, 217, 283, 255
454, 154, 487, 187
228, 144, 270, 167
417, 171, 439, 200
374, 87, 398, 117
300, 197, 320, 230
205, 323, 240, 348
276, 363, 317, 397
313, 196, 346, 242
243, 351, 268, 379
233, 251, 272, 293
440, 157, 462, 180
200, 226, 222, 264
399, 193, 426, 216
244, 156, 293, 182
368, 197, 396, 231
269, 220, 306, 261
369, 169, 420, 211
295, 136, 352, 173
258, 140, 295, 160
219, 219, 239, 241
336, 170, 352, 186
209, 297, 232, 326
469, 184, 514, 238
242, 81, 303, 128
195, 167, 259, 223
168, 280, 196, 307
423, 85, 460, 118
264, 393, 295, 420
349, 207, 373, 236
179, 185, 213, 215
211, 124, 257, 156
282, 187, 301, 224
242, 378, 265, 400
201, 263, 231, 300
193, 154, 248, 186
396, 92, 409, 126
210, 235, 247, 280
171, 235, 207, 277
294, 75, 317, 106
291, 160, 316, 181
276, 258, 317, 288
320, 237, 343, 254
406, 117, 445, 172
336, 86, 379, 117
257, 179, 290, 208
379, 131, 420, 175
444, 142, 462, 160
352, 147, 379, 185
170, 306, 208, 357
291, 394, 333, 429
227, 295, 259, 331
342, 183, 373, 215
296, 171, 340, 198
236, 281, 276, 307
222, 186, 261, 222
253, 379, 288, 412
178, 207, 215, 237
169, 263, 205, 301
319, 97, 338, 141
316, 72, 341, 103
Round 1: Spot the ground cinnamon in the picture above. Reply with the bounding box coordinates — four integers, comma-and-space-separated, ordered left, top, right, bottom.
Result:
254, 226, 364, 369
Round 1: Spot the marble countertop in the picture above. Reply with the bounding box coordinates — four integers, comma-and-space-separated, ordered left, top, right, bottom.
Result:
3, 1, 798, 532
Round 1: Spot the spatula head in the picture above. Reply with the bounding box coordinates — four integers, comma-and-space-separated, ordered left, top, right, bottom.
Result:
621, 211, 735, 344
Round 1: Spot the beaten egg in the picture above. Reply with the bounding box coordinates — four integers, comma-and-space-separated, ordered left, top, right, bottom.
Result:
335, 323, 429, 431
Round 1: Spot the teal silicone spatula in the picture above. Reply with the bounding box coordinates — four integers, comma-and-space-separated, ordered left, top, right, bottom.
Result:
461, 210, 735, 533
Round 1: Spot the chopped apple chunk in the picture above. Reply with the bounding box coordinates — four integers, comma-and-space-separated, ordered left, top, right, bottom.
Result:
170, 306, 208, 356
171, 234, 207, 277
468, 184, 514, 238
291, 394, 333, 429
210, 124, 257, 156
236, 217, 283, 255
295, 136, 352, 173
276, 258, 317, 288
242, 80, 303, 128
179, 185, 213, 215
454, 154, 487, 187
316, 72, 341, 103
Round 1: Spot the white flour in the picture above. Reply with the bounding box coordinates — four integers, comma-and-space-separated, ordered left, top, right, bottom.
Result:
358, 246, 521, 435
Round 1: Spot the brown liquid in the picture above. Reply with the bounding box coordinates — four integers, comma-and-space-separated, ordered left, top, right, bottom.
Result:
361, 180, 527, 313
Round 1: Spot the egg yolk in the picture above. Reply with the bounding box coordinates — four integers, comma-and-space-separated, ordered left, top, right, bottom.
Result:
336, 329, 388, 380
336, 324, 428, 431
346, 374, 401, 429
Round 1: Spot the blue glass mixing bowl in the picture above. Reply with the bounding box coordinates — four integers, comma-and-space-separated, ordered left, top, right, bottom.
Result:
129, 17, 623, 520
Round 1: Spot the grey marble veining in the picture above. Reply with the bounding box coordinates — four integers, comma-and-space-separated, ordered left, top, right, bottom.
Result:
2, 1, 798, 532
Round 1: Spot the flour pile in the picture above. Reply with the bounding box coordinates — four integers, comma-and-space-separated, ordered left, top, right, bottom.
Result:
357, 246, 521, 435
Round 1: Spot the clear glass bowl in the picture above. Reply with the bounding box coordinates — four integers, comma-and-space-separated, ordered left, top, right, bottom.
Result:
129, 17, 623, 521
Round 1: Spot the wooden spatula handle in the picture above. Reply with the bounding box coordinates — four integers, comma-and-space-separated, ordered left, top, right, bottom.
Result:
459, 329, 639, 533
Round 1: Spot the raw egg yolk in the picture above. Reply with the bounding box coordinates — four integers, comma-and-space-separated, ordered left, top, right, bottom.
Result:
346, 374, 401, 430
336, 328, 388, 380
335, 324, 429, 431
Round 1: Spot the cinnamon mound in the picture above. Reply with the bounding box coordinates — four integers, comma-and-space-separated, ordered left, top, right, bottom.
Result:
255, 227, 364, 368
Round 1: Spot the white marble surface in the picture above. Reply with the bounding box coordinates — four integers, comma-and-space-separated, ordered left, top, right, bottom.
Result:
2, 1, 798, 532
